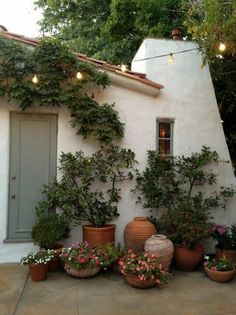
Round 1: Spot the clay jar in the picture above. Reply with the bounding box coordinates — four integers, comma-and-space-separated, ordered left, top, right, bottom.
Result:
124, 217, 157, 252
174, 244, 204, 271
144, 234, 174, 271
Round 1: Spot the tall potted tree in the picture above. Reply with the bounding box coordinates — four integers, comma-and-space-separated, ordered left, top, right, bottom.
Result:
37, 144, 135, 245
134, 146, 234, 271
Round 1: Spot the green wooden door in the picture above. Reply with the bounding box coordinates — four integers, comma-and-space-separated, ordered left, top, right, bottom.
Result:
8, 113, 57, 240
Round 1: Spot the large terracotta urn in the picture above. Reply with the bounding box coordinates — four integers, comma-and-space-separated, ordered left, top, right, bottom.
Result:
174, 244, 204, 271
82, 224, 116, 246
124, 217, 157, 252
144, 234, 174, 271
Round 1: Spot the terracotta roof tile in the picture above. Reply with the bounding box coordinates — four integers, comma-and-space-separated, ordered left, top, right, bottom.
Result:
0, 31, 164, 90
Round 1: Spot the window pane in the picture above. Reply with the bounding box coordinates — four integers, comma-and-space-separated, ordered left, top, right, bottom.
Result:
159, 123, 170, 138
159, 140, 170, 155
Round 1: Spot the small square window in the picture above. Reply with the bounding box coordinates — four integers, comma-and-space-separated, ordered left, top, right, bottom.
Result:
156, 119, 173, 156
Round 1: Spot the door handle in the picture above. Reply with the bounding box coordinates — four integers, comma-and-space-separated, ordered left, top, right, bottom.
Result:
11, 195, 16, 199
12, 176, 16, 180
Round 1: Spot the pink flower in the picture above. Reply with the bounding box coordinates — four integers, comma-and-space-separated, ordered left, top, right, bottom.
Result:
80, 257, 87, 264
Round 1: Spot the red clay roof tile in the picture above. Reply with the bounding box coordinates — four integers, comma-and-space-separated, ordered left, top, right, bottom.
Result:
0, 31, 164, 90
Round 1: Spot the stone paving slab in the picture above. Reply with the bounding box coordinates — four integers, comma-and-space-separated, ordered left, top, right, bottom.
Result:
0, 263, 29, 315
1, 264, 236, 315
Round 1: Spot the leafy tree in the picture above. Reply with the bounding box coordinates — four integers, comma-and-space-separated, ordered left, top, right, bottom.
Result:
183, 0, 236, 170
35, 0, 186, 64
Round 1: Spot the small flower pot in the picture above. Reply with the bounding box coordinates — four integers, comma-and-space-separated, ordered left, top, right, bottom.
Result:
65, 266, 101, 278
125, 274, 156, 289
29, 263, 48, 282
204, 267, 234, 283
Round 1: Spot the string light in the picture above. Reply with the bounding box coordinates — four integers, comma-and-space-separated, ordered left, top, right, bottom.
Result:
121, 64, 128, 72
76, 71, 82, 80
32, 74, 38, 84
168, 53, 175, 64
219, 42, 226, 52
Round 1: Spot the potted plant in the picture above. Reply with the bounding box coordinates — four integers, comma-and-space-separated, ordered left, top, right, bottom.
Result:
118, 250, 170, 289
134, 146, 234, 271
211, 223, 236, 270
32, 213, 71, 271
98, 243, 128, 273
36, 144, 135, 245
21, 249, 55, 282
60, 241, 102, 278
203, 255, 234, 282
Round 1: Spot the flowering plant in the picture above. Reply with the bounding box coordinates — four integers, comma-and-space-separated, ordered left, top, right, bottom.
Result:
21, 249, 55, 265
118, 251, 169, 287
204, 255, 233, 271
60, 241, 101, 270
97, 243, 127, 270
211, 224, 236, 250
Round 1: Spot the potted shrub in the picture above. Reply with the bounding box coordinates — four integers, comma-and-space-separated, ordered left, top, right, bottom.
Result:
32, 213, 71, 271
211, 223, 236, 270
21, 249, 54, 282
98, 243, 128, 272
134, 146, 234, 271
203, 255, 234, 282
118, 250, 170, 289
36, 144, 135, 245
60, 241, 102, 278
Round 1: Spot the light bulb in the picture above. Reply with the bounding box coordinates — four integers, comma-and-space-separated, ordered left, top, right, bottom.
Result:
219, 42, 226, 52
76, 71, 82, 80
121, 64, 128, 72
168, 53, 175, 64
32, 74, 38, 84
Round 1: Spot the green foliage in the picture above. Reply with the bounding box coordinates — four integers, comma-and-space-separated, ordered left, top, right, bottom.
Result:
31, 213, 70, 249
204, 256, 233, 271
183, 0, 236, 59
36, 144, 136, 227
183, 0, 236, 170
35, 0, 186, 64
134, 146, 235, 248
0, 36, 124, 143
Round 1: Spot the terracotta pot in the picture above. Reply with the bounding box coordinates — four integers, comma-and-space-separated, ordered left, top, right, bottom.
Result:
125, 273, 156, 289
29, 263, 48, 282
215, 247, 236, 272
204, 267, 234, 282
124, 217, 157, 252
144, 234, 174, 271
82, 224, 116, 246
174, 244, 204, 271
65, 266, 100, 278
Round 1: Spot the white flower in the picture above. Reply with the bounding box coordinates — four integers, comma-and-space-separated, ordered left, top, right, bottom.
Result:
204, 255, 209, 260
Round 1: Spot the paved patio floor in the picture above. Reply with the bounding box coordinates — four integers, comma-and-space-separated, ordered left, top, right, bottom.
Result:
0, 263, 236, 315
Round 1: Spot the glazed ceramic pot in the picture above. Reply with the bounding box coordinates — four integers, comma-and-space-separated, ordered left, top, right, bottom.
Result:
29, 263, 48, 282
65, 266, 101, 278
144, 234, 174, 271
174, 244, 204, 271
204, 267, 234, 282
124, 217, 157, 252
125, 273, 156, 289
82, 224, 116, 246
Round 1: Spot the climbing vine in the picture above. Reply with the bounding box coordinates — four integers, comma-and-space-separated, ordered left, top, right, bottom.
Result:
0, 37, 124, 143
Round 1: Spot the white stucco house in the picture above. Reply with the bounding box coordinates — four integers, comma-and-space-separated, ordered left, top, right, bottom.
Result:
0, 31, 235, 262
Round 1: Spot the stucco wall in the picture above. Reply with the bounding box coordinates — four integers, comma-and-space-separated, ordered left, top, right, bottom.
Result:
0, 38, 235, 262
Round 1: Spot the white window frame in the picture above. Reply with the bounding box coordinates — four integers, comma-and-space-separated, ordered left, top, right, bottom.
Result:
156, 119, 174, 156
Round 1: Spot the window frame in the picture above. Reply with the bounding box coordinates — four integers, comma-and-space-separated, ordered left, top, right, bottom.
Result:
156, 118, 174, 156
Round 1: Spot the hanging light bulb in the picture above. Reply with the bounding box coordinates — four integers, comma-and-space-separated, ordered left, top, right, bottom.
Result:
219, 42, 226, 52
121, 64, 128, 72
32, 74, 38, 84
76, 71, 82, 80
168, 53, 175, 64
